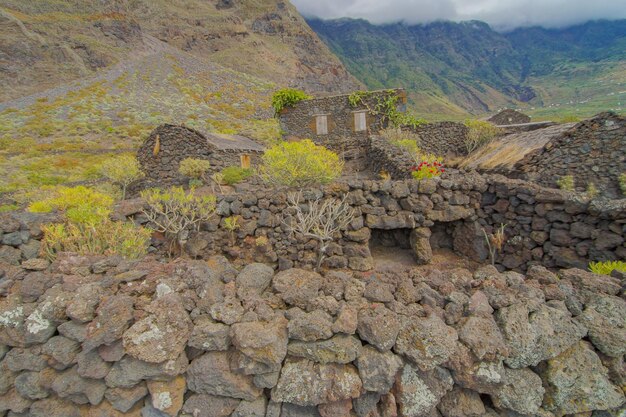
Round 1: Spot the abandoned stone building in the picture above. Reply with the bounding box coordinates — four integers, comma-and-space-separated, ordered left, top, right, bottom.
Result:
487, 108, 531, 125
277, 89, 407, 161
136, 124, 264, 183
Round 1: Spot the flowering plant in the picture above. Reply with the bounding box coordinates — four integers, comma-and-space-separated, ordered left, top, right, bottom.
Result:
411, 161, 445, 179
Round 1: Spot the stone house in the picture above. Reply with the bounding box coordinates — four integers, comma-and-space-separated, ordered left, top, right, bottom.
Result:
136, 124, 264, 183
487, 109, 531, 125
277, 88, 407, 162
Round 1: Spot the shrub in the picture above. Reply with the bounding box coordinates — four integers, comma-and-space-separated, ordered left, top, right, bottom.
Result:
589, 260, 626, 275
380, 127, 421, 146
259, 140, 343, 187
586, 182, 599, 199
178, 158, 212, 181
41, 220, 151, 261
556, 175, 575, 191
29, 186, 150, 260
411, 161, 445, 180
464, 120, 500, 153
100, 155, 144, 199
271, 88, 311, 115
619, 173, 626, 196
141, 187, 216, 254
221, 166, 253, 185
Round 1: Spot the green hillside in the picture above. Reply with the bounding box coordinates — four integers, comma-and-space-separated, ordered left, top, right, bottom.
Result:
308, 18, 626, 120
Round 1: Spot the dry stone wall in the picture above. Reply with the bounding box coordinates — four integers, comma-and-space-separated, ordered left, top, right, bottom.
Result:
515, 112, 626, 198
407, 122, 469, 158
0, 252, 624, 417
2, 174, 625, 274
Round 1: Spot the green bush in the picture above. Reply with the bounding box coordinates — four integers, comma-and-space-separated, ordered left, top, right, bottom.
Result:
100, 155, 144, 199
464, 119, 500, 153
271, 88, 311, 114
589, 260, 626, 275
221, 166, 253, 185
619, 173, 626, 196
586, 182, 599, 199
179, 158, 212, 181
29, 186, 150, 260
259, 140, 343, 187
556, 175, 575, 191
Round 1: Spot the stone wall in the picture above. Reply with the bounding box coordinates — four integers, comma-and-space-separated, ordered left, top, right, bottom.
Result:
487, 109, 531, 125
515, 112, 626, 198
408, 121, 469, 158
277, 89, 406, 162
2, 174, 625, 274
0, 252, 624, 416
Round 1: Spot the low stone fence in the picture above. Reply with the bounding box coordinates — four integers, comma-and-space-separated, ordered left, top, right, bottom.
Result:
0, 253, 624, 416
1, 174, 625, 273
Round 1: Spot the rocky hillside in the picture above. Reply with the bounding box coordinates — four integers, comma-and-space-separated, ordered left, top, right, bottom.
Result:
0, 0, 360, 102
308, 18, 626, 119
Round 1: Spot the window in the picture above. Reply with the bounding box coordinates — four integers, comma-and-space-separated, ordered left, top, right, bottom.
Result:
354, 111, 367, 132
315, 114, 328, 135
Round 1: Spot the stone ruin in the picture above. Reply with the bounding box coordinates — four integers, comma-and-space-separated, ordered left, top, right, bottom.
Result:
487, 109, 531, 126
136, 124, 264, 185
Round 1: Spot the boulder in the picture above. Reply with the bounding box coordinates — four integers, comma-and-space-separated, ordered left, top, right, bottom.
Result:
105, 383, 148, 412
272, 358, 362, 406
495, 301, 587, 368
491, 368, 544, 415
539, 341, 624, 415
288, 310, 334, 342
147, 375, 186, 417
457, 316, 508, 361
105, 353, 188, 388
231, 317, 288, 374
394, 364, 453, 417
186, 351, 262, 401
273, 269, 323, 309
357, 305, 400, 351
42, 335, 80, 370
51, 366, 107, 405
577, 294, 626, 357
394, 313, 458, 371
288, 334, 361, 364
356, 345, 403, 393
437, 387, 485, 417
122, 294, 192, 363
84, 294, 135, 351
188, 316, 231, 351
236, 263, 274, 298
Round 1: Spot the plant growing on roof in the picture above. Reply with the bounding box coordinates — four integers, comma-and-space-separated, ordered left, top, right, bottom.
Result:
271, 88, 311, 115
179, 158, 212, 186
463, 119, 500, 154
619, 173, 626, 196
284, 191, 357, 271
556, 175, 575, 191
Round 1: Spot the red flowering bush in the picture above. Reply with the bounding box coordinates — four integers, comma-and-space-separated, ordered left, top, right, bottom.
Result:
411, 161, 445, 179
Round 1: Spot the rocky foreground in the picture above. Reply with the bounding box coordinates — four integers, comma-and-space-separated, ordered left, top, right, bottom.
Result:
0, 254, 625, 417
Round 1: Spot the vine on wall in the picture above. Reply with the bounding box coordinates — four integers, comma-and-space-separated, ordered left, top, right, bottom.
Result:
348, 90, 427, 129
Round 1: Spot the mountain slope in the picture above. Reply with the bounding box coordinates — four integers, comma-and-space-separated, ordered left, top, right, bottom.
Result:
308, 18, 626, 119
0, 0, 361, 102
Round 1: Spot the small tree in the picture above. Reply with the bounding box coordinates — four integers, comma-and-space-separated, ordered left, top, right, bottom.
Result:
179, 158, 212, 186
141, 187, 216, 255
284, 191, 357, 270
100, 155, 144, 199
464, 120, 500, 154
260, 140, 343, 187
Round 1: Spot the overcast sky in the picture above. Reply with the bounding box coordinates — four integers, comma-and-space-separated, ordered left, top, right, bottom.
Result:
291, 0, 626, 31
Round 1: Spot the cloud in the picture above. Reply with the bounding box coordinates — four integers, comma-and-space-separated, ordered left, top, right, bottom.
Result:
291, 0, 626, 30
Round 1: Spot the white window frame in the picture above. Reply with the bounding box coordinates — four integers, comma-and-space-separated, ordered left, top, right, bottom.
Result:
353, 111, 367, 132
315, 114, 329, 135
